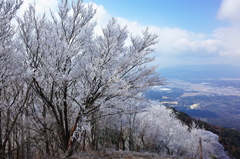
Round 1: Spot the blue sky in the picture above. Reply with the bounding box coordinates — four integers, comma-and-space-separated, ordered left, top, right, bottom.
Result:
86, 0, 226, 33
19, 0, 240, 68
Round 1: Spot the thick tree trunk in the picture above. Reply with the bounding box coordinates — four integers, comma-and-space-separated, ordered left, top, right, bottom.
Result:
66, 123, 77, 157
66, 109, 84, 157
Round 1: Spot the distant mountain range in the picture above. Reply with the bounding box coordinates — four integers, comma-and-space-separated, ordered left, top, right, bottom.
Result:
158, 64, 240, 79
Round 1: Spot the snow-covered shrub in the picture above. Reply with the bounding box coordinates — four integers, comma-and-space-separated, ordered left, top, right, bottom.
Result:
136, 103, 229, 159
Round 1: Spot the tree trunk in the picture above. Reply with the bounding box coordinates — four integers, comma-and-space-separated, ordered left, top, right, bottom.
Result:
119, 128, 125, 151
45, 136, 50, 156
7, 139, 11, 159
128, 130, 134, 151
199, 137, 203, 159
0, 111, 3, 159
83, 130, 86, 152
63, 86, 70, 149
66, 109, 85, 157
90, 113, 99, 151
140, 132, 145, 149
66, 123, 78, 157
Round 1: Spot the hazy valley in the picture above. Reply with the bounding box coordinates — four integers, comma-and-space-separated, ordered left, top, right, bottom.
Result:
146, 64, 240, 129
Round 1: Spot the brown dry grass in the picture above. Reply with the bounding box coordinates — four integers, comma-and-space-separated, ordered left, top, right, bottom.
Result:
70, 151, 180, 159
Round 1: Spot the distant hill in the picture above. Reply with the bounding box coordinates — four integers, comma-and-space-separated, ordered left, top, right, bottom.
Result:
158, 64, 240, 79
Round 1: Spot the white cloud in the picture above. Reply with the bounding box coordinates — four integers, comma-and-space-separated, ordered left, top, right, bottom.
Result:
90, 3, 112, 35
110, 17, 221, 57
148, 26, 222, 56
17, 1, 223, 58
17, 0, 58, 17
217, 0, 240, 24
107, 1, 240, 60
214, 0, 240, 58
16, 1, 240, 66
91, 2, 240, 66
213, 26, 240, 56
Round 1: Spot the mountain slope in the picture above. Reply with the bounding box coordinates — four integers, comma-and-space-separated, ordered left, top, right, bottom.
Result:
170, 107, 240, 159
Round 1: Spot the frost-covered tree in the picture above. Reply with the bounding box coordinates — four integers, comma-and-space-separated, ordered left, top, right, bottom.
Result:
136, 103, 229, 159
0, 0, 231, 158
0, 1, 24, 159
96, 97, 145, 151
0, 0, 22, 82
16, 1, 96, 154
16, 0, 164, 156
